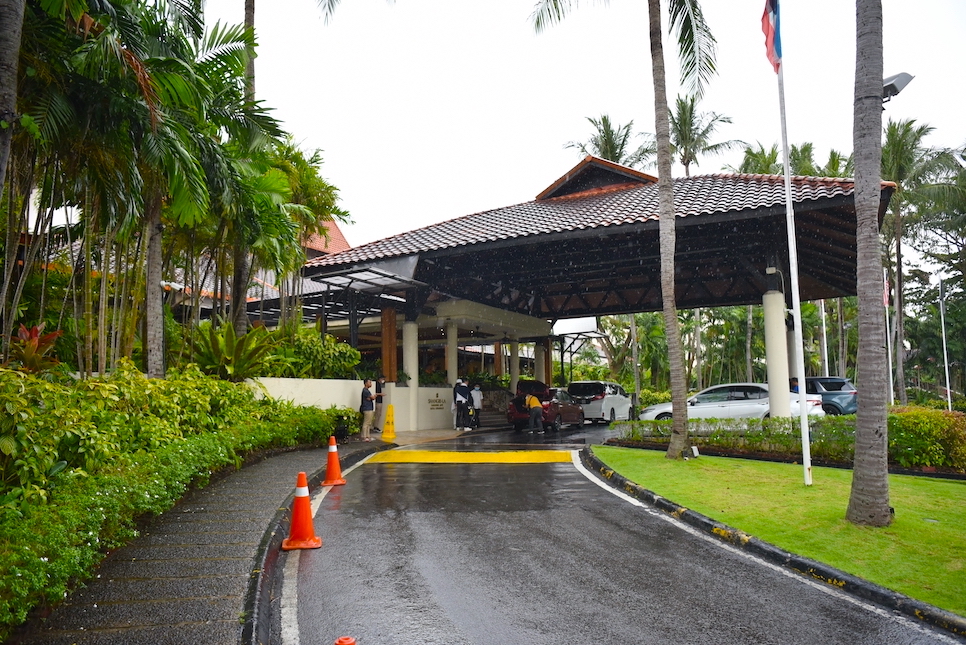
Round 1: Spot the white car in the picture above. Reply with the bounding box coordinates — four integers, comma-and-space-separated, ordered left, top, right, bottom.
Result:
638, 383, 825, 420
567, 380, 633, 424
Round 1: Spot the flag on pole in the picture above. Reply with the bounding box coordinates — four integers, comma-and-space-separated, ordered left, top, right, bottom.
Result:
762, 0, 781, 73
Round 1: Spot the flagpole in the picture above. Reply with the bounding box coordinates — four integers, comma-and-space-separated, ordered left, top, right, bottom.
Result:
940, 279, 952, 412
776, 66, 812, 486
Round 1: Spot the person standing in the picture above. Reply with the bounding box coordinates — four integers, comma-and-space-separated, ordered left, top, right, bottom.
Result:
470, 383, 483, 428
360, 378, 376, 442
373, 375, 386, 433
525, 391, 544, 434
453, 378, 471, 431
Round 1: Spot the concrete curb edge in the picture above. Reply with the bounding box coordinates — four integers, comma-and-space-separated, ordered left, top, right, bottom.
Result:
579, 446, 966, 640
242, 443, 392, 645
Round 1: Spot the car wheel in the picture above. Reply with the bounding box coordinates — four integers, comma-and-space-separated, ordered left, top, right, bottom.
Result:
823, 404, 841, 415
655, 412, 672, 421
572, 412, 585, 428
550, 416, 562, 433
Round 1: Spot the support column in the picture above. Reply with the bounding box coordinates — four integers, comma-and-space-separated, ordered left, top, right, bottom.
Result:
543, 338, 553, 385
509, 340, 520, 393
764, 290, 791, 417
446, 321, 458, 384
403, 320, 419, 431
381, 308, 397, 382
534, 343, 546, 383
493, 342, 503, 378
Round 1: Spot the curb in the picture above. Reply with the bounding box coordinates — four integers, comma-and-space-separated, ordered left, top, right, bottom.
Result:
579, 446, 966, 640
242, 443, 393, 645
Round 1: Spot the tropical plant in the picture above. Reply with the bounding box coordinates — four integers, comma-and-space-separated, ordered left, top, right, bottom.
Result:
668, 94, 741, 177
847, 0, 891, 526
565, 114, 655, 169
189, 320, 275, 382
3, 323, 63, 373
880, 118, 958, 404
535, 0, 717, 460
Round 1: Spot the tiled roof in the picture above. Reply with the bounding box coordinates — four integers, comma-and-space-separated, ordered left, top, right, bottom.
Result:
303, 219, 351, 255
304, 172, 859, 270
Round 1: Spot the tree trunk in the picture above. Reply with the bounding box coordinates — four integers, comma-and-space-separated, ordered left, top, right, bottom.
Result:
145, 192, 165, 378
630, 313, 641, 407
0, 0, 26, 198
745, 305, 754, 381
837, 297, 846, 376
694, 307, 702, 390
893, 208, 908, 404
648, 0, 689, 459
847, 0, 892, 527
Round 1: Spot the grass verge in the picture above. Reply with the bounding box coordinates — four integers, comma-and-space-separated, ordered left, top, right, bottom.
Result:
592, 444, 966, 617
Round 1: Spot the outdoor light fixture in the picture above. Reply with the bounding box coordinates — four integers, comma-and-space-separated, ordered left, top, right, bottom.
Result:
765, 266, 777, 275
883, 72, 914, 102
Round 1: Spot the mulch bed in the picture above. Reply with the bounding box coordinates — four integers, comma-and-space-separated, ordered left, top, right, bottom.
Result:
604, 439, 966, 480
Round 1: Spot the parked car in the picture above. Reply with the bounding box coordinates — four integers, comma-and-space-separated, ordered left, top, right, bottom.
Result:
638, 382, 825, 420
506, 381, 584, 431
567, 380, 633, 424
805, 376, 858, 415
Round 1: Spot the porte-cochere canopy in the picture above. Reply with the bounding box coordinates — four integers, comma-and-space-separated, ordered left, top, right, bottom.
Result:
299, 156, 894, 326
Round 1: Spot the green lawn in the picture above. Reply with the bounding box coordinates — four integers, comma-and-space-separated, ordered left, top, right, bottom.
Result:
592, 445, 966, 617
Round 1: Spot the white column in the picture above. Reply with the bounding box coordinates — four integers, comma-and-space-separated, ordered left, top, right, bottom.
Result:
509, 340, 520, 394
403, 320, 419, 431
446, 321, 458, 385
534, 343, 546, 383
763, 290, 791, 417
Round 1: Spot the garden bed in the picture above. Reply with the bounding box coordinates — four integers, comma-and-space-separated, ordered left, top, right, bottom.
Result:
605, 438, 966, 480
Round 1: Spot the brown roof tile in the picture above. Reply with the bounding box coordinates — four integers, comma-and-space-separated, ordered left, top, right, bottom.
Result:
304, 172, 862, 271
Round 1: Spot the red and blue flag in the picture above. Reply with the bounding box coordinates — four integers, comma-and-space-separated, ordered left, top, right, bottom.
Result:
762, 0, 781, 73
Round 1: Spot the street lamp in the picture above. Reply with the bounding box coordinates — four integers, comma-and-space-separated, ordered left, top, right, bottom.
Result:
883, 72, 914, 103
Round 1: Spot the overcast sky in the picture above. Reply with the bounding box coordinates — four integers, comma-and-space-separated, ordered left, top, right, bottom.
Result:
203, 0, 966, 248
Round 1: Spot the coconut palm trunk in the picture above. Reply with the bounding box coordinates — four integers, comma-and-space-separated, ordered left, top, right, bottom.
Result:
0, 0, 26, 197
648, 0, 690, 457
847, 0, 892, 526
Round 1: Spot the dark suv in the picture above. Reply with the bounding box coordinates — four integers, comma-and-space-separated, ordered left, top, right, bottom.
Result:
805, 377, 858, 415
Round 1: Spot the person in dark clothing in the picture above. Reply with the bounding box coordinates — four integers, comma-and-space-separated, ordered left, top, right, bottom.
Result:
373, 375, 386, 433
453, 379, 471, 431
360, 379, 375, 442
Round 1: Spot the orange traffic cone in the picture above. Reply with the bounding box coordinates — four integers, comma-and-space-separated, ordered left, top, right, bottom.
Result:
281, 472, 322, 550
334, 638, 356, 645
321, 435, 347, 486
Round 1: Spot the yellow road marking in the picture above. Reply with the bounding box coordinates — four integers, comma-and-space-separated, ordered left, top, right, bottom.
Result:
368, 450, 573, 464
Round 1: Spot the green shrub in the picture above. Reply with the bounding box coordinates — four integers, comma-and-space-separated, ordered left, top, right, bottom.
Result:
618, 407, 966, 471
0, 365, 358, 641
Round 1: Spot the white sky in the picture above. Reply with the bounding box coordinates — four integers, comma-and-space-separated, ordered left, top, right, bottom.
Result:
203, 0, 966, 248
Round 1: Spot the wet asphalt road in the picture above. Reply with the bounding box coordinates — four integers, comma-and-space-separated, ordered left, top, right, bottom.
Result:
281, 426, 959, 645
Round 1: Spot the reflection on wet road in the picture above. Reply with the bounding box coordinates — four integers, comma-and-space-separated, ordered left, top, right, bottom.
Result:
282, 426, 959, 645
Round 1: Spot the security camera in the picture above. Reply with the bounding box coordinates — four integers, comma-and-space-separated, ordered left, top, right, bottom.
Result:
883, 72, 914, 102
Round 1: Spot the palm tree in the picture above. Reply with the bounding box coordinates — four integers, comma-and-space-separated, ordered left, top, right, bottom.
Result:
730, 143, 782, 174
535, 0, 716, 459
0, 0, 27, 200
847, 0, 891, 527
668, 95, 741, 177
880, 118, 958, 404
565, 115, 655, 169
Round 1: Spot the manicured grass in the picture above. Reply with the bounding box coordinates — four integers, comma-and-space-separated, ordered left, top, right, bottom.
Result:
592, 445, 966, 617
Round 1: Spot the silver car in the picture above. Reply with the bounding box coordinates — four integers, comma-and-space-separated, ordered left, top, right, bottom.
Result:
638, 382, 825, 420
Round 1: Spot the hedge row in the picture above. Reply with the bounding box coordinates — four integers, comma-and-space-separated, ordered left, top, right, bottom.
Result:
620, 407, 966, 471
0, 361, 358, 641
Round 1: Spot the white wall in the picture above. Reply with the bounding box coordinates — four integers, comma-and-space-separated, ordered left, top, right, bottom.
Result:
249, 378, 456, 432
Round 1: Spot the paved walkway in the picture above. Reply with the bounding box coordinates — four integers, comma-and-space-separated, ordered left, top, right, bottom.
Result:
9, 430, 462, 645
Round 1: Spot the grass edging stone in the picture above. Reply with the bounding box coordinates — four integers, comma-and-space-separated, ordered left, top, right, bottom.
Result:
579, 445, 966, 640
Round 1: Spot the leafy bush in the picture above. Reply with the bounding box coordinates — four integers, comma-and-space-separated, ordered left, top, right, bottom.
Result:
259, 327, 361, 379
888, 406, 966, 469
619, 407, 966, 471
0, 366, 359, 641
638, 388, 671, 407
189, 321, 275, 382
